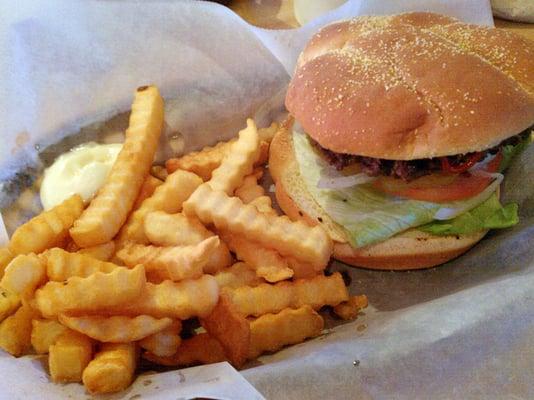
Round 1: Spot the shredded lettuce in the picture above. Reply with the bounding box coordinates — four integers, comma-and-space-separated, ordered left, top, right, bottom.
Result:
498, 133, 531, 172
292, 126, 525, 247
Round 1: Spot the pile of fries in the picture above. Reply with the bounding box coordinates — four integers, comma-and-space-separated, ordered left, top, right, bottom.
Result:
0, 85, 367, 394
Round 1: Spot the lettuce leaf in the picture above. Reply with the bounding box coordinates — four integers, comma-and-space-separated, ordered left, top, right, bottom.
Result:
419, 193, 518, 235
498, 133, 531, 172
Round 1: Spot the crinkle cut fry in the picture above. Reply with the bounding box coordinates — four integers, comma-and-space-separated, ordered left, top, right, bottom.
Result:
116, 169, 202, 246
224, 272, 348, 317
83, 342, 137, 394
213, 262, 264, 289
208, 119, 261, 195
77, 241, 116, 262
44, 247, 119, 281
106, 275, 219, 320
183, 184, 332, 267
34, 265, 146, 318
220, 231, 293, 283
9, 195, 84, 255
248, 305, 324, 359
0, 248, 15, 279
116, 237, 220, 281
70, 86, 164, 247
164, 123, 276, 180
59, 314, 173, 343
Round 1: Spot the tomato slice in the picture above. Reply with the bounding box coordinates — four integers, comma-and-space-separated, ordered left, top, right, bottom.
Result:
372, 153, 502, 203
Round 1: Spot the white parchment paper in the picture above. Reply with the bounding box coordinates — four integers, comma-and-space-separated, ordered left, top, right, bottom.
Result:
2, 1, 533, 399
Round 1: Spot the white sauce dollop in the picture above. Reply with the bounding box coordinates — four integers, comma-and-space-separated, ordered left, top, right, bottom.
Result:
40, 142, 122, 210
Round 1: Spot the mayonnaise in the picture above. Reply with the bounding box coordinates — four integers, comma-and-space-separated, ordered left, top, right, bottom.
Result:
40, 142, 122, 210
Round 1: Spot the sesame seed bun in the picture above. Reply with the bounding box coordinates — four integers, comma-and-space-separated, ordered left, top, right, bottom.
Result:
269, 118, 489, 270
286, 12, 534, 160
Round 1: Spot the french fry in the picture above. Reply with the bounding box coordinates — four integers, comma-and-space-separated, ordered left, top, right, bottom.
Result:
287, 257, 319, 279
133, 175, 163, 210
116, 237, 219, 281
0, 303, 36, 356
82, 342, 137, 394
0, 248, 14, 279
224, 272, 348, 317
31, 319, 68, 354
333, 295, 368, 320
0, 287, 20, 322
207, 119, 261, 195
235, 173, 265, 204
248, 305, 324, 359
139, 320, 182, 357
213, 262, 264, 289
143, 333, 226, 367
107, 275, 219, 320
201, 293, 250, 367
116, 169, 202, 246
59, 314, 172, 343
144, 211, 232, 273
183, 184, 333, 267
77, 241, 116, 262
44, 248, 119, 281
49, 329, 93, 383
0, 254, 46, 297
249, 196, 277, 215
8, 195, 84, 255
70, 86, 164, 247
164, 123, 276, 180
220, 231, 293, 283
34, 265, 146, 318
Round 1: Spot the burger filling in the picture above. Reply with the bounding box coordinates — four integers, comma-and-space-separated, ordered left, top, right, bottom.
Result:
292, 123, 530, 248
315, 130, 530, 182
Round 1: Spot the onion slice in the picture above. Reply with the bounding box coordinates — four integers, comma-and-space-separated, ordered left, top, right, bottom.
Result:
317, 173, 376, 189
434, 172, 504, 220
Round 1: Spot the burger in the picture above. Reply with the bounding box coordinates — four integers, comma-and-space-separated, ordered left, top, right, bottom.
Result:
269, 12, 534, 270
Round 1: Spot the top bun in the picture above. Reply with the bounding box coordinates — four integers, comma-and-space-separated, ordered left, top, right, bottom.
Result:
286, 12, 534, 160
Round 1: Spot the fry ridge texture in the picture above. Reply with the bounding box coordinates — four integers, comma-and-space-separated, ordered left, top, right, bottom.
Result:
183, 184, 333, 267
70, 86, 164, 247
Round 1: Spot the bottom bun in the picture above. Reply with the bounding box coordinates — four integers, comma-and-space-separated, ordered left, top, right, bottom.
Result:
269, 118, 488, 270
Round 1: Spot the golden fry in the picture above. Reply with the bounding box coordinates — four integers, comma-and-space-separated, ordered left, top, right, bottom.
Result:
139, 320, 182, 357
201, 293, 250, 367
220, 231, 293, 283
208, 119, 261, 195
83, 342, 137, 394
108, 275, 219, 320
213, 262, 264, 289
224, 272, 348, 317
0, 287, 20, 322
9, 195, 84, 255
117, 169, 202, 246
183, 184, 332, 267
44, 247, 118, 281
248, 305, 323, 359
235, 173, 265, 204
257, 122, 279, 143
333, 295, 368, 320
77, 241, 116, 262
49, 329, 93, 383
132, 175, 163, 211
31, 319, 68, 354
70, 86, 164, 247
144, 211, 211, 246
59, 314, 172, 343
34, 265, 146, 318
116, 237, 219, 281
151, 165, 169, 181
0, 254, 46, 297
143, 333, 226, 367
0, 303, 36, 356
0, 248, 14, 279
144, 211, 232, 273
249, 196, 277, 215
